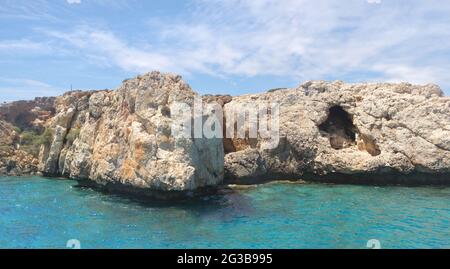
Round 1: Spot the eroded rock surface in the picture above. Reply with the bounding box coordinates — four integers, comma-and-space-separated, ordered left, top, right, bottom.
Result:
38, 72, 224, 192
224, 81, 450, 185
0, 120, 39, 175
0, 97, 56, 132
1, 73, 450, 188
0, 98, 56, 176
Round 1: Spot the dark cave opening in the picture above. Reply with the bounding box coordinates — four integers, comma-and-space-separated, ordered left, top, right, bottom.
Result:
319, 105, 381, 156
319, 106, 357, 150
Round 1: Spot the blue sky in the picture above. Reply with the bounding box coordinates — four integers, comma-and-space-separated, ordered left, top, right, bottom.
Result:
1, 0, 449, 102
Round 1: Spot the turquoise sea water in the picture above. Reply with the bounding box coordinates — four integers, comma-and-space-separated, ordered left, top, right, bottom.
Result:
0, 176, 449, 249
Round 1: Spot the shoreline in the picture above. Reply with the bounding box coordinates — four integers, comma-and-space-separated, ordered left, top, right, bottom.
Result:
1, 73, 450, 197
1, 173, 449, 202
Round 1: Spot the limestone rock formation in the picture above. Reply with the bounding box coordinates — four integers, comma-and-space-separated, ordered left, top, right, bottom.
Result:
0, 98, 56, 176
1, 72, 450, 188
0, 97, 56, 132
38, 72, 224, 192
224, 81, 450, 185
0, 120, 39, 176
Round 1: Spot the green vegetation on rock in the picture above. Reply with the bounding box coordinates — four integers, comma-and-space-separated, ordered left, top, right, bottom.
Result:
19, 129, 53, 156
66, 128, 80, 145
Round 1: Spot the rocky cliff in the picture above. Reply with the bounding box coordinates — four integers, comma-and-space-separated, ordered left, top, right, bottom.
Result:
0, 97, 55, 176
0, 120, 40, 175
0, 97, 55, 132
38, 72, 224, 194
224, 81, 450, 185
1, 72, 449, 194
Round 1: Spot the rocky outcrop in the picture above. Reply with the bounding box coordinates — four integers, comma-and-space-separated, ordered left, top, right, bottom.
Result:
224, 81, 450, 185
38, 72, 224, 193
0, 97, 55, 176
0, 120, 39, 176
0, 97, 56, 132
1, 72, 450, 190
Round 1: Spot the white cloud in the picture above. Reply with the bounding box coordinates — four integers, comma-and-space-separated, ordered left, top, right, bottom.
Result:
0, 0, 58, 20
372, 64, 448, 86
43, 28, 177, 73
0, 40, 50, 52
0, 78, 53, 89
40, 0, 450, 91
66, 0, 81, 4
0, 77, 61, 102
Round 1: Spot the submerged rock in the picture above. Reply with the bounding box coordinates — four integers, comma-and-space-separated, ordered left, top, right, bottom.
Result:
224, 81, 450, 185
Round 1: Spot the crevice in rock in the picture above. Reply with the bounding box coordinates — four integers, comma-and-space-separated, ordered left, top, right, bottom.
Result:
223, 118, 258, 154
223, 113, 235, 154
201, 94, 235, 154
319, 105, 381, 156
49, 106, 79, 176
319, 105, 357, 149
397, 123, 450, 152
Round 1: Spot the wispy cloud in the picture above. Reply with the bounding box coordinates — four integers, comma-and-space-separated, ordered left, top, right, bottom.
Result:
42, 27, 177, 73
36, 0, 450, 91
0, 0, 131, 20
0, 77, 61, 102
2, 0, 450, 99
0, 40, 50, 52
0, 0, 60, 21
66, 0, 82, 4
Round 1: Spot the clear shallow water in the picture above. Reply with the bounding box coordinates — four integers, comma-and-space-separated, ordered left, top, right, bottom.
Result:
0, 176, 449, 249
